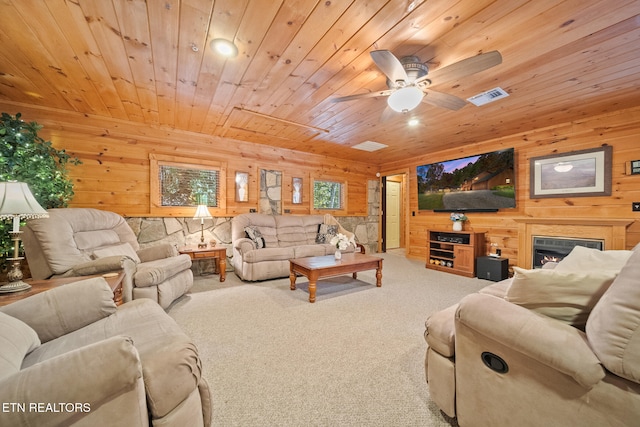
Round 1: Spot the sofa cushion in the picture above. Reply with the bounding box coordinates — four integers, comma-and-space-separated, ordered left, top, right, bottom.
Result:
74, 229, 121, 250
554, 245, 633, 273
316, 224, 338, 244
294, 244, 334, 258
506, 267, 617, 328
244, 226, 265, 249
242, 247, 295, 263
93, 242, 141, 263
22, 299, 178, 366
275, 215, 320, 247
586, 246, 640, 383
23, 208, 139, 277
0, 278, 117, 343
0, 311, 40, 380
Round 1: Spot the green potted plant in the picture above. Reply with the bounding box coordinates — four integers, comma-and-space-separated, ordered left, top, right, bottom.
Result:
0, 112, 81, 264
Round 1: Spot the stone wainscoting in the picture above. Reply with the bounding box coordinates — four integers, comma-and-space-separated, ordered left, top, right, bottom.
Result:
125, 179, 380, 276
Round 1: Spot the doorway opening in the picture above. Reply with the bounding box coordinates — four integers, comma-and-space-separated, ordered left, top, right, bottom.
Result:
381, 173, 407, 252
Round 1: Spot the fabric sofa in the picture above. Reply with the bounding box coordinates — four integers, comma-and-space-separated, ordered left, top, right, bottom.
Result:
231, 213, 356, 281
22, 208, 194, 309
0, 277, 211, 427
424, 244, 640, 426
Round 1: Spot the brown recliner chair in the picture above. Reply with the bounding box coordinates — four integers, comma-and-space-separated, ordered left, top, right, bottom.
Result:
22, 208, 193, 309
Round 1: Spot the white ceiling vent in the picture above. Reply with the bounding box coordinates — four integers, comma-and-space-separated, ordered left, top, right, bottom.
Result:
467, 87, 509, 106
352, 140, 388, 152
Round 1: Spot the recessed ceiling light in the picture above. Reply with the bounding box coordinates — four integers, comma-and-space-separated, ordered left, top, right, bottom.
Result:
408, 118, 419, 126
210, 38, 238, 58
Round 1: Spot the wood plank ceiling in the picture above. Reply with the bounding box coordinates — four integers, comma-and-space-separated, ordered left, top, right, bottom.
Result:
0, 0, 639, 165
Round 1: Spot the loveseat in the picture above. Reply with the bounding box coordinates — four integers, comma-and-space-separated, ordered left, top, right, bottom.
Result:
0, 277, 211, 426
231, 213, 356, 281
424, 244, 640, 426
22, 208, 194, 309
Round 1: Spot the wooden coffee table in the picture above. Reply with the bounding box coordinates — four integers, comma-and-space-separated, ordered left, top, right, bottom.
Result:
289, 253, 383, 303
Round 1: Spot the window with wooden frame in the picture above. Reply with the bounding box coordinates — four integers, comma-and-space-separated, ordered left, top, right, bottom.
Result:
312, 178, 347, 213
150, 154, 226, 216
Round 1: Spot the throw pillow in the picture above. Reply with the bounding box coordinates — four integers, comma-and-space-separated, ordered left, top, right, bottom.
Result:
554, 245, 632, 273
92, 242, 141, 263
506, 267, 618, 329
245, 226, 266, 249
316, 224, 338, 244
586, 246, 640, 383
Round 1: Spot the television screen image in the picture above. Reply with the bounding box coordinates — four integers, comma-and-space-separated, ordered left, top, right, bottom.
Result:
417, 148, 515, 211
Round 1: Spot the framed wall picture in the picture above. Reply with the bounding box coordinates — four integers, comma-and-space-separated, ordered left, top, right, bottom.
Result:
235, 171, 249, 202
530, 146, 612, 198
292, 177, 303, 204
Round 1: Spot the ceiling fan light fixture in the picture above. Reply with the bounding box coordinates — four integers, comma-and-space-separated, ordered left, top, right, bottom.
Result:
387, 86, 423, 112
210, 38, 238, 57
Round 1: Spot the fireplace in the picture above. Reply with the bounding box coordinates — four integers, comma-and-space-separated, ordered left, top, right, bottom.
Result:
532, 236, 604, 268
515, 218, 633, 269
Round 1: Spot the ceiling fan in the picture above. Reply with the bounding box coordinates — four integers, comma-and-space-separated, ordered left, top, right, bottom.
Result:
332, 50, 502, 114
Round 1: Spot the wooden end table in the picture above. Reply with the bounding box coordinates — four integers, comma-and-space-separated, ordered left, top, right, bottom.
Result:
179, 245, 227, 282
289, 253, 383, 303
0, 271, 125, 307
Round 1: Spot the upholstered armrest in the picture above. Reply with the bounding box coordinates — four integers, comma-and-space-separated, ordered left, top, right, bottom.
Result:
425, 304, 459, 358
456, 293, 605, 389
70, 255, 128, 276
234, 238, 256, 255
139, 334, 202, 418
133, 255, 192, 288
0, 278, 116, 343
0, 336, 142, 426
137, 243, 177, 262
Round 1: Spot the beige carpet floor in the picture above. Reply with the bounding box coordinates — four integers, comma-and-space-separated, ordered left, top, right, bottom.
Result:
167, 250, 491, 426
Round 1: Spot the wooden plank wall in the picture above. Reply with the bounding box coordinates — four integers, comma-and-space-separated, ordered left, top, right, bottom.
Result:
2, 101, 639, 263
381, 106, 640, 262
0, 102, 376, 218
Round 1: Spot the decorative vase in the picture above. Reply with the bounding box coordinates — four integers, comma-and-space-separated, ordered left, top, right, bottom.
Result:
334, 250, 342, 260
452, 221, 463, 231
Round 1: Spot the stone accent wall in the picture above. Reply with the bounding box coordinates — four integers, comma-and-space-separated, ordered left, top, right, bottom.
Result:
259, 169, 282, 214
125, 179, 380, 275
340, 180, 380, 255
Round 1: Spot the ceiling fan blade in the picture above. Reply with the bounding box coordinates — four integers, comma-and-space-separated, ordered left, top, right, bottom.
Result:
332, 89, 393, 103
427, 51, 502, 86
370, 50, 409, 84
421, 90, 467, 111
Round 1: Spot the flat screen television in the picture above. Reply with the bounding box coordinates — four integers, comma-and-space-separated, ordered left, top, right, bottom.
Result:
417, 148, 515, 212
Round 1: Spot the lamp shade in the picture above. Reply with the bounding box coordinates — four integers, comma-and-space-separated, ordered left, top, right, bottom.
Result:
193, 204, 213, 220
0, 181, 48, 220
387, 86, 424, 113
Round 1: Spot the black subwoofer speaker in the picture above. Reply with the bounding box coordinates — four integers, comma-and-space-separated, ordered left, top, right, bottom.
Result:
476, 256, 509, 281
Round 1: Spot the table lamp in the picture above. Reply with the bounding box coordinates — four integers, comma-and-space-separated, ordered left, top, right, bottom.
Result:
0, 181, 49, 293
193, 204, 213, 248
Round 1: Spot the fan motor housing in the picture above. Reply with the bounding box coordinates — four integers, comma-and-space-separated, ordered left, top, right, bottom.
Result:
386, 56, 429, 88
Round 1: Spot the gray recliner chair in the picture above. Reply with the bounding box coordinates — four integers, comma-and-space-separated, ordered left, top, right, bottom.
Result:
22, 208, 193, 309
